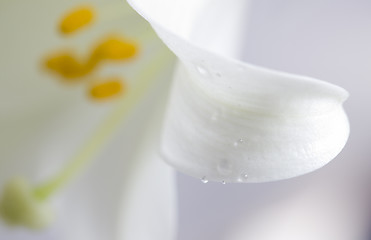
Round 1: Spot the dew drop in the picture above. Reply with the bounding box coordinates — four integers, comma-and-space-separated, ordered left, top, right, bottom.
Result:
237, 173, 248, 182
222, 181, 226, 185
201, 176, 209, 183
196, 65, 210, 77
233, 138, 244, 147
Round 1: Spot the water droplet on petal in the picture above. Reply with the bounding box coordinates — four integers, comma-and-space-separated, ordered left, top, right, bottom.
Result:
233, 138, 244, 147
196, 65, 210, 77
237, 173, 249, 182
201, 176, 209, 183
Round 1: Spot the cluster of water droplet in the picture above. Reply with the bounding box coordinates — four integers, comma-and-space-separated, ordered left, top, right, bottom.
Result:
201, 176, 209, 184
233, 138, 244, 147
200, 173, 249, 184
195, 64, 250, 185
199, 136, 250, 184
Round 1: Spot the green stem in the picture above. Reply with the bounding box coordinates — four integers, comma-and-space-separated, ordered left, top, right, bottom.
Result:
34, 50, 174, 201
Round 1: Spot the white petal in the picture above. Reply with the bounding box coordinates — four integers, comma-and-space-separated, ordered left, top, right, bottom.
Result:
115, 93, 177, 240
53, 81, 177, 240
128, 0, 350, 182
0, 0, 177, 238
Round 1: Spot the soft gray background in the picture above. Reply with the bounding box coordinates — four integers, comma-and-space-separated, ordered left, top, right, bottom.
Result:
177, 1, 371, 239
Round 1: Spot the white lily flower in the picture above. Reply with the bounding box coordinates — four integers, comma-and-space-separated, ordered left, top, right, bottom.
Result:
0, 0, 176, 239
128, 0, 350, 183
0, 0, 353, 239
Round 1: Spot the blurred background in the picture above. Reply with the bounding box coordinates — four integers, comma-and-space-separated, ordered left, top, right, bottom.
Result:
177, 0, 371, 240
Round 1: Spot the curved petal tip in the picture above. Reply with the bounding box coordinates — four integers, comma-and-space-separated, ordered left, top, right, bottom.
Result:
127, 0, 350, 183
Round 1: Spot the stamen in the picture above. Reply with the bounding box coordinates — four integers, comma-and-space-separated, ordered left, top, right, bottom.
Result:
44, 36, 138, 81
44, 52, 93, 79
35, 50, 173, 201
89, 78, 125, 100
90, 36, 137, 63
59, 6, 95, 35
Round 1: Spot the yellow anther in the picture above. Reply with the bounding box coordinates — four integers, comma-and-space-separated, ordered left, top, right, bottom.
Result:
89, 78, 125, 100
59, 6, 95, 35
90, 36, 137, 63
44, 52, 93, 79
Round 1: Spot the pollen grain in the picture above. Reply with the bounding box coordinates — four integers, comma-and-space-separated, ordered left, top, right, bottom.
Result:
59, 6, 95, 35
89, 78, 125, 100
90, 36, 137, 63
44, 52, 94, 79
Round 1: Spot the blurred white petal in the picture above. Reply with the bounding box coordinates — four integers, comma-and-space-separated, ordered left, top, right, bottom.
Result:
0, 0, 176, 239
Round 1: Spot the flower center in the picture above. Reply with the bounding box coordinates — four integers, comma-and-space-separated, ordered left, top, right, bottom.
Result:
0, 2, 173, 229
44, 3, 139, 101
